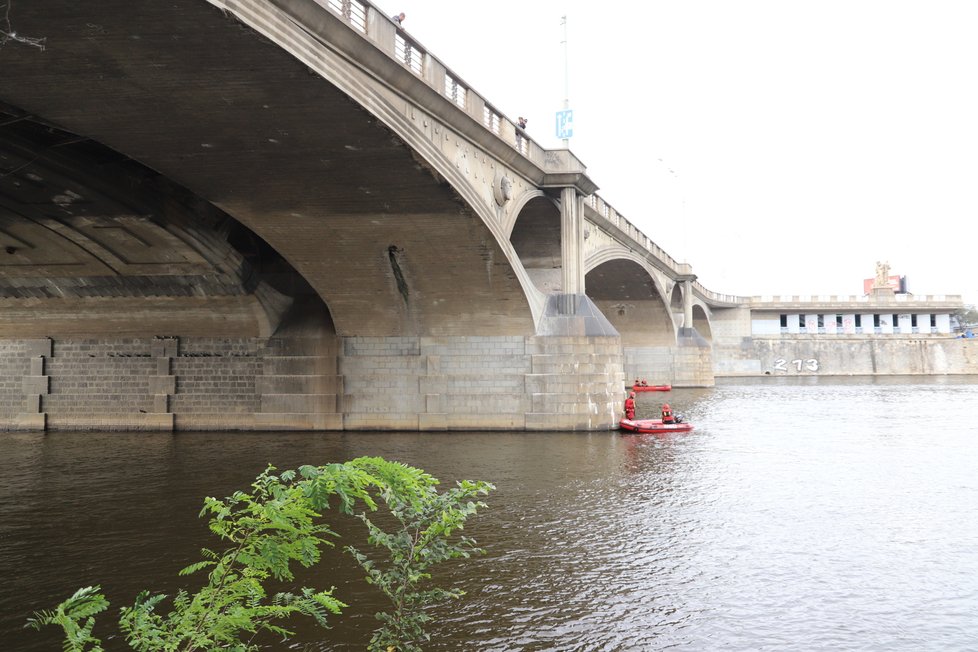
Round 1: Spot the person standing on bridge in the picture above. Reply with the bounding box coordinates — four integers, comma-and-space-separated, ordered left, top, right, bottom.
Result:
392, 12, 405, 26
624, 392, 636, 420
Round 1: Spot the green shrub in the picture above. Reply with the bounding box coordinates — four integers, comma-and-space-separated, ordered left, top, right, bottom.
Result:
26, 458, 492, 652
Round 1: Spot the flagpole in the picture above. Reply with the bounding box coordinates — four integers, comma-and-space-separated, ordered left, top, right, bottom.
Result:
561, 15, 570, 148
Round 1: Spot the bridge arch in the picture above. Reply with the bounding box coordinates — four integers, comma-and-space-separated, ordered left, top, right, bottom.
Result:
0, 120, 319, 339
509, 193, 562, 295
211, 0, 548, 334
691, 303, 714, 342
2, 0, 549, 340
583, 249, 677, 347
670, 284, 684, 315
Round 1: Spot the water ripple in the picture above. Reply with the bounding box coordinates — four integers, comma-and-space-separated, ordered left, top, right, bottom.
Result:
3, 379, 978, 650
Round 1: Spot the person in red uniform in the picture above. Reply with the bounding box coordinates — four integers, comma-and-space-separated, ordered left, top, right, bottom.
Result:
624, 392, 636, 420
661, 403, 675, 424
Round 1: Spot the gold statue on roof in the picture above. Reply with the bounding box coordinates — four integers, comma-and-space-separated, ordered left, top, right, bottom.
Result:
874, 260, 890, 288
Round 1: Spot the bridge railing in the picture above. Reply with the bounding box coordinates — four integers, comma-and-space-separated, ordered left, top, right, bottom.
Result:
316, 0, 550, 162
582, 197, 748, 307
749, 294, 963, 305
394, 32, 423, 75
322, 0, 367, 32
316, 0, 740, 302
584, 195, 692, 276
692, 281, 746, 305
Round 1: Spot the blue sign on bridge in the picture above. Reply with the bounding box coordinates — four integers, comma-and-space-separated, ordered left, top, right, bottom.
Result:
555, 109, 574, 139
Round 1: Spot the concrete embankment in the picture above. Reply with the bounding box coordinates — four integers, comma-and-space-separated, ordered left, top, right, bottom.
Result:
714, 337, 978, 377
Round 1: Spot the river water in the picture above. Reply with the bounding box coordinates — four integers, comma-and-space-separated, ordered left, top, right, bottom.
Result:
2, 377, 978, 651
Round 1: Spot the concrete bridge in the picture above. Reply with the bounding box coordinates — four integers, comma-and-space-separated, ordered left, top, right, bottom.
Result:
0, 0, 751, 431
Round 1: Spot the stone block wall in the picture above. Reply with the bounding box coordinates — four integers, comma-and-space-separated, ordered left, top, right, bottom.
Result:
340, 336, 534, 430
254, 334, 342, 431
1, 333, 627, 431
673, 336, 715, 388
623, 339, 715, 388
0, 335, 336, 431
524, 336, 624, 430
0, 339, 45, 430
712, 339, 764, 375
170, 338, 262, 429
623, 346, 675, 386
45, 340, 158, 429
340, 335, 624, 430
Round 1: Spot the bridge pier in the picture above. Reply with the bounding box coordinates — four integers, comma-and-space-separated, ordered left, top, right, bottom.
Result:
673, 330, 715, 387
338, 292, 624, 430
672, 277, 716, 386
341, 332, 623, 431
622, 341, 714, 388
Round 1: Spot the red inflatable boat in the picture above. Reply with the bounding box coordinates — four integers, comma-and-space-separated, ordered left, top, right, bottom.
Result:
619, 418, 693, 434
629, 384, 672, 392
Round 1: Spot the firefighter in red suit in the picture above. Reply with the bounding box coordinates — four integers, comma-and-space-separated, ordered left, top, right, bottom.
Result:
624, 392, 636, 420
661, 403, 675, 424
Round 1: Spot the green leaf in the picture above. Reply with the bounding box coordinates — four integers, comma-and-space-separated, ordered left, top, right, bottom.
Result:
177, 560, 215, 576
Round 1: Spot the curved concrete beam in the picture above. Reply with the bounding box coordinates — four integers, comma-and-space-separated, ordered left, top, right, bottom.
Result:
213, 0, 545, 331
0, 125, 292, 337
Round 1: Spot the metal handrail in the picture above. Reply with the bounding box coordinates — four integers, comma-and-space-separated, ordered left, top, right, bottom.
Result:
322, 0, 367, 32
394, 32, 423, 75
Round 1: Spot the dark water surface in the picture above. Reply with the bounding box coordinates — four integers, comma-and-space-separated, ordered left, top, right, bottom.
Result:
3, 378, 978, 651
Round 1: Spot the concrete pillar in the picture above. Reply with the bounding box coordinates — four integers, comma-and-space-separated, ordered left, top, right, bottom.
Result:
19, 348, 49, 431
683, 279, 694, 331
365, 7, 395, 50
151, 337, 176, 431
560, 187, 584, 296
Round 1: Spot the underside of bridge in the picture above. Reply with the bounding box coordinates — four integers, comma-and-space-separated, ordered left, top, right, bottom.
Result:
0, 115, 310, 338
0, 0, 628, 431
511, 196, 562, 294
585, 259, 679, 385
691, 304, 713, 342
670, 284, 684, 315
585, 260, 674, 346
583, 260, 714, 387
0, 0, 535, 339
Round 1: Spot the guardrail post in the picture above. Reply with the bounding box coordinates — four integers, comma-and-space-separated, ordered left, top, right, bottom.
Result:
365, 6, 395, 49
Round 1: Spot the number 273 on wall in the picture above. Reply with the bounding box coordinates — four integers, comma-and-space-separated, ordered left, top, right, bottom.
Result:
773, 358, 819, 371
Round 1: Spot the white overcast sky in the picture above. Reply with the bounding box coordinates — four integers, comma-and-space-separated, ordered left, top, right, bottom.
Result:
380, 1, 977, 304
